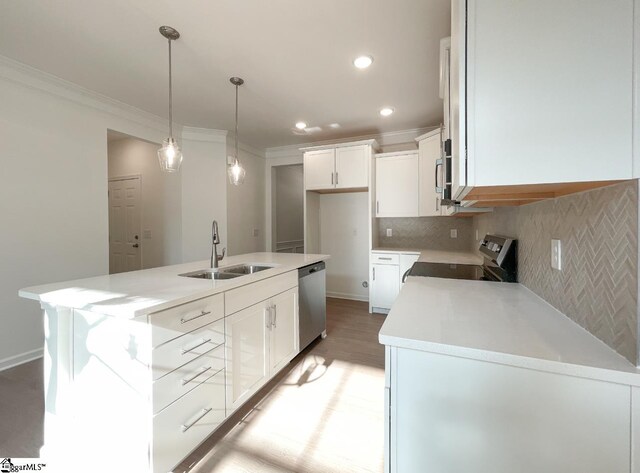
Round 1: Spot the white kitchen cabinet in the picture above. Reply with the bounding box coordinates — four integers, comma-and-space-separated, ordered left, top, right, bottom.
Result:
370, 252, 420, 314
226, 287, 299, 412
302, 140, 376, 191
439, 37, 452, 143
375, 152, 419, 218
417, 130, 442, 217
387, 347, 632, 473
371, 263, 400, 313
335, 145, 369, 189
304, 148, 335, 190
224, 300, 270, 412
269, 288, 298, 374
451, 0, 636, 202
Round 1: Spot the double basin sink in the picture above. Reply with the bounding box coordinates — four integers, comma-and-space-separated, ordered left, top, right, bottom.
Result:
179, 264, 274, 280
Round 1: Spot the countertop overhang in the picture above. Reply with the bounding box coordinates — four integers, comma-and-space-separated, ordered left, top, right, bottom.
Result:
379, 276, 640, 386
19, 252, 329, 318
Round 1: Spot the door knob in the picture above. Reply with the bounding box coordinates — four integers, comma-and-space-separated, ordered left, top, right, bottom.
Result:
132, 243, 139, 248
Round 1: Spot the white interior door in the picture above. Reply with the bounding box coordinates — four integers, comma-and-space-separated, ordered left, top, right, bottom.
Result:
108, 177, 141, 274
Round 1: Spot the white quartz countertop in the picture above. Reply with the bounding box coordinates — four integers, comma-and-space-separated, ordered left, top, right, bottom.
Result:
379, 277, 640, 385
373, 248, 483, 265
20, 252, 329, 318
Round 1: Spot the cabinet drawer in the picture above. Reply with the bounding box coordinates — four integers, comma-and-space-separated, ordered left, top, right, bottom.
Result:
371, 253, 400, 265
225, 270, 298, 316
152, 318, 224, 380
150, 293, 224, 348
153, 343, 225, 414
152, 369, 225, 473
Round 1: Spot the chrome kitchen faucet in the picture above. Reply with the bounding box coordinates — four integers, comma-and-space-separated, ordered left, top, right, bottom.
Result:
211, 220, 226, 268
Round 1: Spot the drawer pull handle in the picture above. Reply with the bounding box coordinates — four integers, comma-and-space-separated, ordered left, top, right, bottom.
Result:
181, 310, 211, 325
181, 338, 212, 355
378, 257, 392, 260
181, 407, 212, 433
181, 366, 212, 386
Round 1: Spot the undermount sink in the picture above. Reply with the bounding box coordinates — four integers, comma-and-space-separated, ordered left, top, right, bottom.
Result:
178, 269, 241, 280
179, 264, 274, 280
221, 264, 274, 275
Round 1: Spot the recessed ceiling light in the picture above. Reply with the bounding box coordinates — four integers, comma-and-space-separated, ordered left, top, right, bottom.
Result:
329, 123, 341, 129
379, 107, 395, 117
295, 121, 307, 130
353, 55, 374, 69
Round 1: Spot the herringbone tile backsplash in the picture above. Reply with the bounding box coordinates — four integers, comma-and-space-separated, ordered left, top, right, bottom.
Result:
473, 180, 639, 364
376, 217, 475, 251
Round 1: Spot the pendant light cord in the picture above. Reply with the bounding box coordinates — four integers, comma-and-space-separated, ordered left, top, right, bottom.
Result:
234, 84, 239, 164
168, 38, 173, 139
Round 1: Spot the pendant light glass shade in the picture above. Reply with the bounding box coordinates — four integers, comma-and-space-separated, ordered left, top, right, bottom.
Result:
228, 77, 246, 186
158, 137, 183, 172
228, 158, 246, 185
158, 26, 183, 172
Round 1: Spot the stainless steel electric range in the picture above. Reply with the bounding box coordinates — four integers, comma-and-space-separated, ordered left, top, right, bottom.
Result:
404, 234, 518, 283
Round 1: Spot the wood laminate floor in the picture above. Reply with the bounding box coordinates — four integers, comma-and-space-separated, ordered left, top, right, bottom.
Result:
0, 298, 386, 473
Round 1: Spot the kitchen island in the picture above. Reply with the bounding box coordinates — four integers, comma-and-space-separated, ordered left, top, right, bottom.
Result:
20, 252, 329, 473
379, 276, 640, 473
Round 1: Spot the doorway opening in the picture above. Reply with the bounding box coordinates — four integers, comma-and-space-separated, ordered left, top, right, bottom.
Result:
107, 130, 181, 274
272, 164, 304, 253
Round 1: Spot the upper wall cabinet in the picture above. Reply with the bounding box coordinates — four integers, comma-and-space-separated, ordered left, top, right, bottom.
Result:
375, 151, 419, 218
302, 140, 378, 192
304, 149, 335, 190
450, 0, 638, 204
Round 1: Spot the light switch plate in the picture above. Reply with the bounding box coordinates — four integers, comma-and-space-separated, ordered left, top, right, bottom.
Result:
253, 228, 259, 237
143, 229, 152, 239
551, 239, 562, 270
450, 229, 458, 239
386, 228, 392, 237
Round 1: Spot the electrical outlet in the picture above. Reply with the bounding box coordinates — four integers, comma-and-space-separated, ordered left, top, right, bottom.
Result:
450, 229, 458, 239
551, 239, 562, 270
352, 228, 358, 236
386, 228, 392, 237
253, 228, 259, 237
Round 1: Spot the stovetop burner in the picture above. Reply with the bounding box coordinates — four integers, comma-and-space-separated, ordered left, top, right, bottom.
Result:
405, 235, 518, 283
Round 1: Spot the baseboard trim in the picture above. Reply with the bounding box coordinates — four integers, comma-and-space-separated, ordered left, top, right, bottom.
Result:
326, 292, 369, 302
0, 348, 43, 372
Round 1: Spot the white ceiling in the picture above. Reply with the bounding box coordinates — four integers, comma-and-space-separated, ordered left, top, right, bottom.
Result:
0, 0, 451, 149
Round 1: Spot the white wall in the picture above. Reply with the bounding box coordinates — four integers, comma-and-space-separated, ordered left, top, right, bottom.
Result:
226, 143, 266, 256
0, 57, 229, 369
181, 129, 228, 263
319, 192, 370, 301
107, 136, 182, 269
274, 165, 304, 247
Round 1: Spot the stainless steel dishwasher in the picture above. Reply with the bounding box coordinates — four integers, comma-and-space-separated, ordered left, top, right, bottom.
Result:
298, 261, 327, 350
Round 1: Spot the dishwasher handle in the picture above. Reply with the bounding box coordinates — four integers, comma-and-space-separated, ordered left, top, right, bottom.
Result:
299, 261, 326, 278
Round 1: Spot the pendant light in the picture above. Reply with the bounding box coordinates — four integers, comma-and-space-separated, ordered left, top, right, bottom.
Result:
228, 77, 246, 186
157, 26, 183, 172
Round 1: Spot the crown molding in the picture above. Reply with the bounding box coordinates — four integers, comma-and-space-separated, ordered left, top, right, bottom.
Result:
265, 126, 437, 159
229, 136, 266, 159
182, 126, 227, 143
0, 54, 178, 134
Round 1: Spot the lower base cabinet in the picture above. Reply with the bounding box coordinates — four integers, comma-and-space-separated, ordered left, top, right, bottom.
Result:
371, 264, 400, 312
153, 369, 226, 473
385, 346, 633, 473
225, 287, 298, 412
